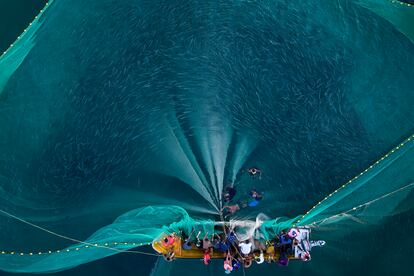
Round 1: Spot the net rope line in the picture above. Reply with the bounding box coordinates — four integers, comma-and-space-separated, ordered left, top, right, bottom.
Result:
388, 0, 414, 7
0, 1, 51, 59
310, 182, 414, 226
294, 133, 414, 225
0, 209, 160, 257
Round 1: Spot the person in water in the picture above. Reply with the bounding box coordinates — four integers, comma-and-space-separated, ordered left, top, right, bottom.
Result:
223, 186, 237, 202
248, 189, 263, 207
222, 204, 240, 216
247, 167, 262, 179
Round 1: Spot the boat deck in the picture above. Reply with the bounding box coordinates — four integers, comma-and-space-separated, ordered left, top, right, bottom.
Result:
152, 236, 298, 260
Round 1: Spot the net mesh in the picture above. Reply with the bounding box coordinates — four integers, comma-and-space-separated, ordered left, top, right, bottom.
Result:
0, 0, 413, 274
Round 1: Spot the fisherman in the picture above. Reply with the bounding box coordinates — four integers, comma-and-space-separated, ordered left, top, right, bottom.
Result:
247, 189, 263, 207
195, 231, 203, 249
203, 248, 212, 265
223, 252, 233, 274
266, 243, 275, 263
243, 258, 253, 268
232, 257, 242, 270
162, 235, 175, 247
223, 186, 237, 202
255, 250, 265, 264
202, 233, 212, 250
300, 251, 311, 262
247, 167, 262, 179
218, 239, 230, 252
227, 230, 238, 245
182, 230, 194, 250
163, 250, 175, 262
239, 239, 253, 256
288, 228, 300, 239
278, 233, 292, 246
222, 204, 240, 216
278, 252, 289, 266
212, 234, 221, 249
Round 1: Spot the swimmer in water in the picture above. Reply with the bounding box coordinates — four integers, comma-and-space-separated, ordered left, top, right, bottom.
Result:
223, 186, 237, 202
221, 204, 240, 217
247, 167, 262, 179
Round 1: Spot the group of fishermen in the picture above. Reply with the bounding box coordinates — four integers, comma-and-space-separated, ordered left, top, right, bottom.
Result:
162, 225, 325, 273
160, 166, 326, 272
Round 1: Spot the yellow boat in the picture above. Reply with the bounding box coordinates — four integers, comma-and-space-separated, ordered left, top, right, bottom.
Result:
152, 234, 305, 261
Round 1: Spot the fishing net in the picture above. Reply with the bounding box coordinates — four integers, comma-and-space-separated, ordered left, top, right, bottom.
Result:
0, 206, 201, 273
0, 0, 413, 275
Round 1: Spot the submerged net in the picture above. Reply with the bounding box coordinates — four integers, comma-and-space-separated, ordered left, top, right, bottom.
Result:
0, 206, 214, 273
0, 0, 414, 275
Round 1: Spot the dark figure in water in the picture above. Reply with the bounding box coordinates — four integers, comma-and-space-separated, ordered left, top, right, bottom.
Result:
248, 189, 263, 207
247, 167, 262, 179
223, 186, 237, 202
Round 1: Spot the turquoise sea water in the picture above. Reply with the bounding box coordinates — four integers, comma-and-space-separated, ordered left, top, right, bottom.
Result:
0, 0, 413, 275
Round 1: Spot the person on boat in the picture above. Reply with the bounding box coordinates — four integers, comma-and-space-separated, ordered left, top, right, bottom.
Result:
247, 189, 263, 207
247, 167, 262, 179
300, 251, 311, 262
278, 233, 292, 246
163, 250, 175, 262
195, 231, 203, 249
293, 239, 299, 247
239, 239, 253, 256
266, 244, 275, 263
243, 258, 253, 268
217, 239, 230, 252
223, 252, 233, 274
232, 257, 242, 270
254, 237, 266, 250
278, 252, 289, 266
182, 230, 194, 250
227, 230, 238, 245
203, 248, 212, 265
162, 235, 175, 247
223, 186, 237, 202
255, 250, 265, 264
202, 233, 212, 250
288, 228, 300, 239
212, 234, 221, 249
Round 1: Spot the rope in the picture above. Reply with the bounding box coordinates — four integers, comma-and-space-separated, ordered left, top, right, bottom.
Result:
311, 182, 414, 226
0, 209, 160, 257
295, 133, 414, 225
